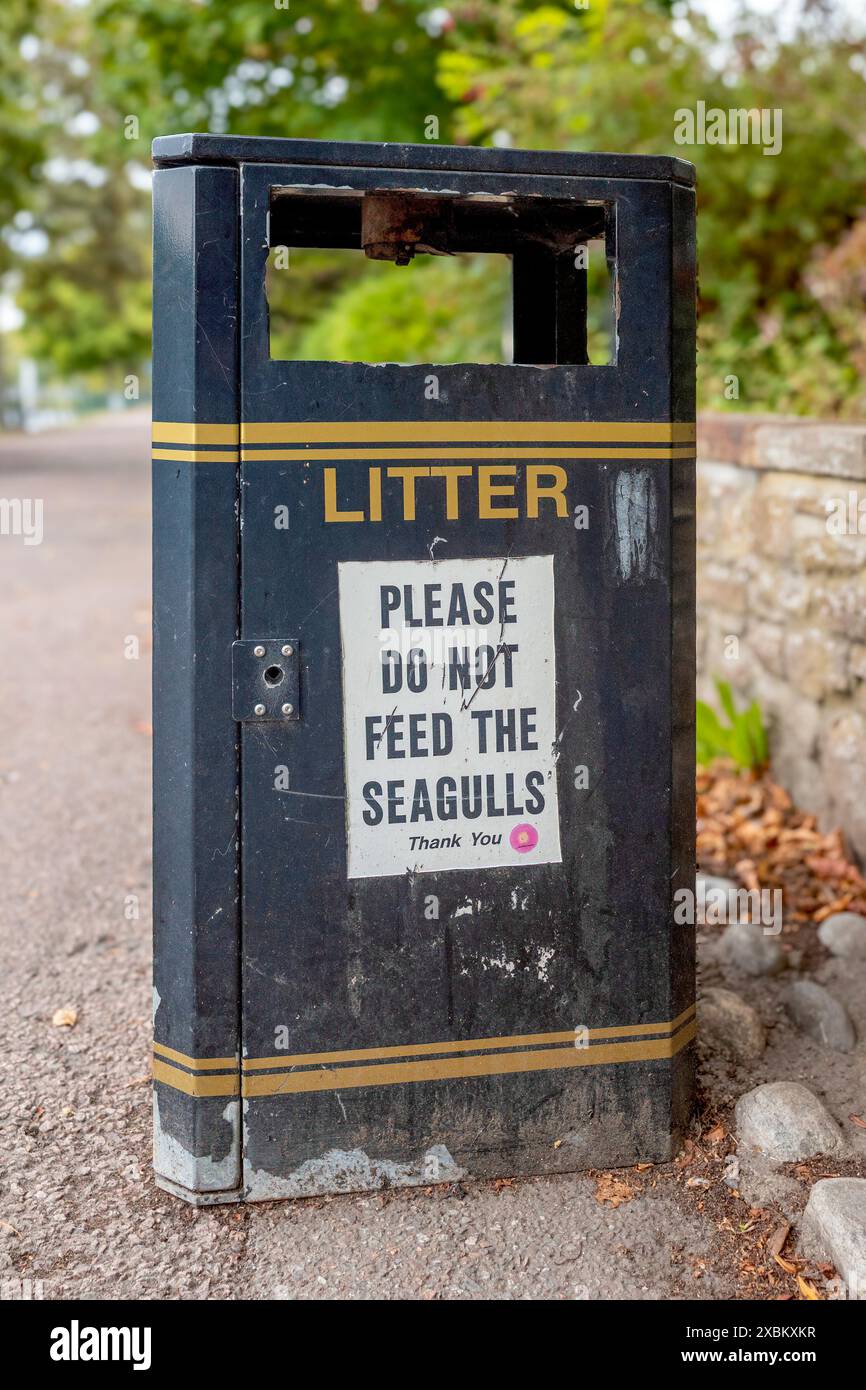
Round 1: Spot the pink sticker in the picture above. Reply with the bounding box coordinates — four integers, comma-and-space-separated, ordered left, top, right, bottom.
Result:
510, 823, 539, 853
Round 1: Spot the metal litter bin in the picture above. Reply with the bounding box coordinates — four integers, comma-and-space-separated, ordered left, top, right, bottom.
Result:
151, 134, 696, 1203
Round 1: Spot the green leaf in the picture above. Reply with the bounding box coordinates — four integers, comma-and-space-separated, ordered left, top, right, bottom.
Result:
696, 700, 730, 762
714, 679, 737, 724
744, 701, 769, 766
729, 718, 754, 769
696, 683, 769, 771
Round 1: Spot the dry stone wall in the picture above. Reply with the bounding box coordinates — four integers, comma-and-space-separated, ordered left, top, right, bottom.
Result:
697, 414, 866, 861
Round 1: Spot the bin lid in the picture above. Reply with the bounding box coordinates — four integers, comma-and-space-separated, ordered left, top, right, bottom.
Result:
151, 133, 695, 187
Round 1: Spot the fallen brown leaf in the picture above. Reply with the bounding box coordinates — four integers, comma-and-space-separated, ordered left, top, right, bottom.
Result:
813, 897, 852, 922
766, 1223, 791, 1260
698, 761, 866, 925
595, 1173, 636, 1209
675, 1139, 696, 1168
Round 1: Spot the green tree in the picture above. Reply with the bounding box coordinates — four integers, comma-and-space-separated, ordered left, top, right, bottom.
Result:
85, 0, 453, 146
3, 0, 866, 418
0, 0, 47, 270
436, 0, 866, 415
9, 0, 459, 376
272, 0, 866, 411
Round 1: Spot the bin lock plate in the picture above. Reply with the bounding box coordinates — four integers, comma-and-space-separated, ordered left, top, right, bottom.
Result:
232, 640, 300, 722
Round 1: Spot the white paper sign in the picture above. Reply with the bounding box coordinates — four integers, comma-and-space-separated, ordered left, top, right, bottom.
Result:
339, 555, 561, 879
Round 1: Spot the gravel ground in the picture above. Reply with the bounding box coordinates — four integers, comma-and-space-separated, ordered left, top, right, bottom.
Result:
1, 411, 848, 1302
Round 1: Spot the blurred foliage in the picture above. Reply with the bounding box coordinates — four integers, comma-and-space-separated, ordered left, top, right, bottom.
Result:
1, 0, 865, 413
439, 0, 866, 415
0, 2, 48, 277
272, 251, 510, 364
697, 679, 768, 771
269, 239, 613, 364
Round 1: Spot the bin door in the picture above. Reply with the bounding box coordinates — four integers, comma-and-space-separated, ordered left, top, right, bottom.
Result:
236, 159, 695, 1198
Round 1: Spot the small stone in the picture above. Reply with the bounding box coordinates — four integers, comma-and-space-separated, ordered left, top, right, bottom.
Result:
818, 912, 866, 961
718, 922, 787, 977
699, 987, 765, 1061
735, 1081, 846, 1162
800, 1178, 866, 1299
784, 980, 856, 1052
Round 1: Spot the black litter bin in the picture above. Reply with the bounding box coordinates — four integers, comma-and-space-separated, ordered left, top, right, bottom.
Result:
151, 134, 696, 1203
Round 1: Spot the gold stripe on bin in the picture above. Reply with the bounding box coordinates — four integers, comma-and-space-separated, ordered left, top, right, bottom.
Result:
239, 421, 696, 445
151, 1058, 240, 1098
153, 1041, 237, 1071
151, 1006, 696, 1099
152, 422, 240, 445
241, 1021, 697, 1098
242, 1003, 696, 1071
241, 446, 694, 463
151, 420, 696, 465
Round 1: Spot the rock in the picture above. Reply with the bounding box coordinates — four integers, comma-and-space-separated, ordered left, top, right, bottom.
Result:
735, 1082, 846, 1162
801, 1179, 866, 1299
699, 987, 765, 1061
736, 1165, 803, 1218
784, 980, 856, 1052
783, 626, 849, 702
818, 912, 866, 961
718, 922, 786, 977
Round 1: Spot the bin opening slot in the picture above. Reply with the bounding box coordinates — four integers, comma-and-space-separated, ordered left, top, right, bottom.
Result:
266, 187, 615, 367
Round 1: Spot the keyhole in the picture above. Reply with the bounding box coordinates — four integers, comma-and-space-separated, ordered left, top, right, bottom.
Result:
263, 665, 284, 687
